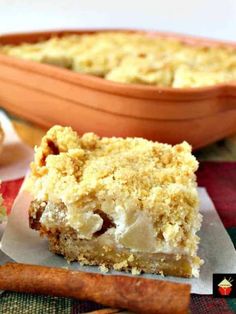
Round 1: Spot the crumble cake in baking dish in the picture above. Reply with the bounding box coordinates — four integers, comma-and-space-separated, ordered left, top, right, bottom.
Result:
26, 126, 203, 277
1, 32, 236, 87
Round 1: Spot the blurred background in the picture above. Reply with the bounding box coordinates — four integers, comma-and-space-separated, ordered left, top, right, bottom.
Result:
0, 0, 235, 41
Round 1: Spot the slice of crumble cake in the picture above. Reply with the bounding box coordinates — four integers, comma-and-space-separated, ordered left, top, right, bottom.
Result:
26, 126, 203, 277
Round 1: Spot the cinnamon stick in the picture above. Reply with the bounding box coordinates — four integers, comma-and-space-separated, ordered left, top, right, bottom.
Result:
84, 309, 121, 314
0, 263, 190, 314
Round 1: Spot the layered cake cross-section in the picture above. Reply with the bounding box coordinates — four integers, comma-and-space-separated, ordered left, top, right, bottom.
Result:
27, 126, 203, 277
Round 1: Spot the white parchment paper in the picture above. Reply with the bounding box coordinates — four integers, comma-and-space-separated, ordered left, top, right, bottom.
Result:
0, 110, 33, 181
1, 184, 236, 294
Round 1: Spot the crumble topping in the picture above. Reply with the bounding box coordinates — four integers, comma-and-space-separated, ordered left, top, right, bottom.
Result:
1, 32, 236, 87
131, 267, 141, 275
113, 260, 129, 271
99, 264, 109, 273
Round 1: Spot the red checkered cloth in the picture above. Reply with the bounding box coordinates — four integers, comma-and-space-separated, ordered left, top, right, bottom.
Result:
1, 162, 236, 313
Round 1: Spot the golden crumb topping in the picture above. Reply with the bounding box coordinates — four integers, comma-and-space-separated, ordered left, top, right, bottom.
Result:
1, 31, 236, 87
30, 126, 198, 201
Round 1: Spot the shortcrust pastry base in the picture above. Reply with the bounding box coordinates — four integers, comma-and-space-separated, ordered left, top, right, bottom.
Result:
48, 232, 195, 278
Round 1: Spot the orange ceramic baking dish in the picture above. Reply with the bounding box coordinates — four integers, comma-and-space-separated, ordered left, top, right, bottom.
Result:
0, 29, 236, 149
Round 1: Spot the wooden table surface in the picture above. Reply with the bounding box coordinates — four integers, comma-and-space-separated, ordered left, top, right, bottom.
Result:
11, 115, 236, 161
